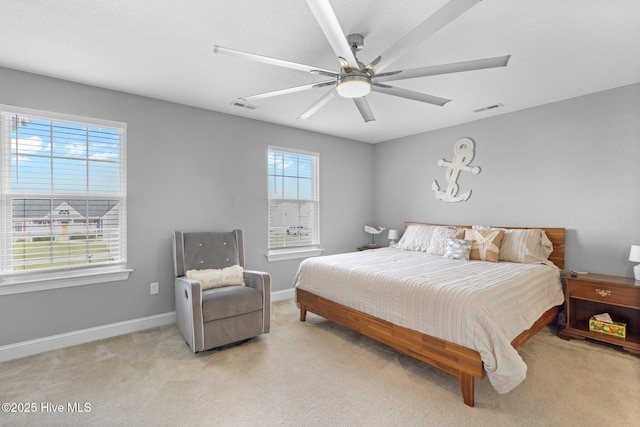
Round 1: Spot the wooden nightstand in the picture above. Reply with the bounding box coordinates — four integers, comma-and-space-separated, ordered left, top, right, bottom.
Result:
559, 273, 640, 354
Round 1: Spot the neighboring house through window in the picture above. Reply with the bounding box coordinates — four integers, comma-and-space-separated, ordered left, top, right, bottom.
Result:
0, 105, 129, 294
267, 146, 322, 261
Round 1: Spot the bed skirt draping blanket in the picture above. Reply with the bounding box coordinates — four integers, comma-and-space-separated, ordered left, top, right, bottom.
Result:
294, 248, 564, 393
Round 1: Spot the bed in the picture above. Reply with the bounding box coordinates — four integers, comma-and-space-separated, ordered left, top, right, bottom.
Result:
294, 223, 565, 407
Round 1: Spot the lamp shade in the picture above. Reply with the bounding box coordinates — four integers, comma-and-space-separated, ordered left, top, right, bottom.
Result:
388, 230, 401, 241
629, 245, 640, 262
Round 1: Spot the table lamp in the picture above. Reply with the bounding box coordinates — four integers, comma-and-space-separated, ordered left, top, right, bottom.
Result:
388, 229, 401, 246
629, 245, 640, 280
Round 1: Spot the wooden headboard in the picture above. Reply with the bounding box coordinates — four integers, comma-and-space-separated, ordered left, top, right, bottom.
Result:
404, 222, 566, 270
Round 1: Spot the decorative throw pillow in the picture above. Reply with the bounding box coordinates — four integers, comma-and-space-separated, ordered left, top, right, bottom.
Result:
464, 228, 505, 262
442, 239, 472, 261
426, 227, 465, 255
394, 225, 438, 252
186, 265, 245, 290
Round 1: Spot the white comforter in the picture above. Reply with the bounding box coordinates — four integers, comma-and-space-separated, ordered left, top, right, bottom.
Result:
294, 248, 564, 393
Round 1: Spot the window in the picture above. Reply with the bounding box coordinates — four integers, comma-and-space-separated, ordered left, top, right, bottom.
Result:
267, 146, 322, 261
0, 105, 128, 292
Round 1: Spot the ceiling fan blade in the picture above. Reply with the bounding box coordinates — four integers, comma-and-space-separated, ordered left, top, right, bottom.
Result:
373, 70, 403, 79
306, 0, 360, 70
353, 97, 376, 123
372, 84, 451, 106
374, 55, 511, 83
374, 0, 480, 73
213, 45, 337, 76
298, 89, 337, 120
241, 81, 336, 101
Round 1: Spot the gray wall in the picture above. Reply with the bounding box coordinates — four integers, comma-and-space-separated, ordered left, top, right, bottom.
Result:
0, 67, 374, 346
373, 83, 640, 278
1, 65, 637, 348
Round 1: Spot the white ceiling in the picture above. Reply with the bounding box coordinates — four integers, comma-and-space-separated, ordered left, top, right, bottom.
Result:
1, 0, 639, 143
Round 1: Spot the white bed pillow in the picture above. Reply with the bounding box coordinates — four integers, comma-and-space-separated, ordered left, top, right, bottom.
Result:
186, 265, 245, 290
500, 228, 553, 263
394, 225, 438, 251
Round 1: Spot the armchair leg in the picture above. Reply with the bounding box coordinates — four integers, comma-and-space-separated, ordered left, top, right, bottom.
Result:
299, 306, 307, 322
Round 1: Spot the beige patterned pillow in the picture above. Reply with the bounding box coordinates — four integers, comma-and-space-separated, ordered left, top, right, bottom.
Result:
186, 265, 245, 290
464, 228, 505, 262
426, 227, 465, 255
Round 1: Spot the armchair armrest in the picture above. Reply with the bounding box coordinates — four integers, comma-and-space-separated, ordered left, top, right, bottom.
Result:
243, 270, 271, 294
175, 277, 205, 352
244, 270, 271, 333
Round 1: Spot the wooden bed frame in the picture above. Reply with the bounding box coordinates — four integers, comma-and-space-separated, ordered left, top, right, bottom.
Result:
296, 224, 565, 407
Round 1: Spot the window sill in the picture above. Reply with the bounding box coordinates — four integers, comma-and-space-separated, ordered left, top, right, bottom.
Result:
266, 248, 324, 262
0, 265, 133, 296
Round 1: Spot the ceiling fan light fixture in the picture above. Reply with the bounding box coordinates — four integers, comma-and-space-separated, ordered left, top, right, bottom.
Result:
337, 74, 371, 98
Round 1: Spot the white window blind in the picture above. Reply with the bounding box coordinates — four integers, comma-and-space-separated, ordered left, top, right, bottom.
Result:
267, 146, 319, 252
0, 106, 127, 276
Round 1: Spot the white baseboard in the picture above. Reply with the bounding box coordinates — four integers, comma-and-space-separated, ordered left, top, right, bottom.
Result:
1, 289, 296, 363
271, 287, 295, 302
0, 312, 176, 363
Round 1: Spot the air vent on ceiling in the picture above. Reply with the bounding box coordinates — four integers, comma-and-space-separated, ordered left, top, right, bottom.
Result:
473, 103, 504, 113
231, 100, 259, 110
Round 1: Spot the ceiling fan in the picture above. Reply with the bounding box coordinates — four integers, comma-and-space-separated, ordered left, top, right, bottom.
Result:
213, 0, 510, 123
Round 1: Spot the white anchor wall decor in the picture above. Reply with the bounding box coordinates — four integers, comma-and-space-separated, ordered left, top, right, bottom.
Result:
432, 137, 481, 203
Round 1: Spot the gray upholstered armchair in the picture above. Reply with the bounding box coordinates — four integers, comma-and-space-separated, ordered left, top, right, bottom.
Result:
172, 229, 270, 352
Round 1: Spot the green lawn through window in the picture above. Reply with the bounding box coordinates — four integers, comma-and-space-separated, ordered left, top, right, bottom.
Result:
12, 239, 113, 271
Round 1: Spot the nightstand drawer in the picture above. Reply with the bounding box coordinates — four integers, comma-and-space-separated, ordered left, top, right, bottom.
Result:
568, 282, 639, 307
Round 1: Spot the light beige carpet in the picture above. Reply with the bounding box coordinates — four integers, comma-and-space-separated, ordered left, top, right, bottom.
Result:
1, 299, 638, 427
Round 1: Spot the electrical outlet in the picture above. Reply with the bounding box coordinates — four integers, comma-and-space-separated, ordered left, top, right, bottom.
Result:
150, 282, 159, 295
